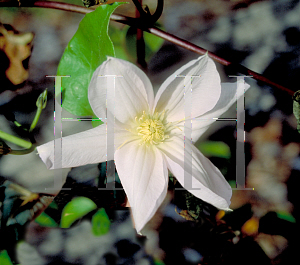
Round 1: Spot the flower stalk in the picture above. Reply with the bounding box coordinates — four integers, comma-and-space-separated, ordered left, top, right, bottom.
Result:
0, 130, 35, 155
29, 89, 48, 132
134, 0, 147, 70
0, 130, 32, 149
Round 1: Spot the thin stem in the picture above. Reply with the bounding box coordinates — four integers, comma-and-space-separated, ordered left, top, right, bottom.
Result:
132, 0, 145, 17
2, 0, 293, 96
135, 0, 147, 70
9, 145, 36, 155
148, 27, 294, 96
151, 0, 164, 24
29, 107, 42, 132
0, 130, 32, 149
33, 1, 92, 14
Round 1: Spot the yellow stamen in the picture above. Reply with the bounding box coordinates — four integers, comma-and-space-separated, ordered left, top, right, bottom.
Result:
116, 109, 184, 149
134, 110, 170, 146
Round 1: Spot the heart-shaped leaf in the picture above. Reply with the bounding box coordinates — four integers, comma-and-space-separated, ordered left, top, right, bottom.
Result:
57, 2, 125, 116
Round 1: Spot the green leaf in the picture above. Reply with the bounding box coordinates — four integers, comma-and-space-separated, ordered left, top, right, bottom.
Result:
0, 250, 14, 265
276, 211, 296, 223
35, 212, 58, 227
197, 141, 231, 159
91, 208, 111, 236
60, 197, 97, 228
57, 2, 125, 116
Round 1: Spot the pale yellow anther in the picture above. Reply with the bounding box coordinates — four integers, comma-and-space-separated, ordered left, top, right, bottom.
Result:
135, 111, 169, 146
117, 109, 182, 149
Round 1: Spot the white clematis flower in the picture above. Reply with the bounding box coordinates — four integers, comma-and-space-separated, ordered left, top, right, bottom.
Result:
38, 54, 246, 233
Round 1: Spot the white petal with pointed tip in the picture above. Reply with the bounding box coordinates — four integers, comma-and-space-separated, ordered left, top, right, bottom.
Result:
154, 55, 221, 122
88, 57, 155, 124
158, 136, 232, 210
115, 142, 168, 233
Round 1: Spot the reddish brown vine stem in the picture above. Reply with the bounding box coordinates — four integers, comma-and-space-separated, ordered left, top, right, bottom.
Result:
135, 0, 147, 70
21, 1, 294, 95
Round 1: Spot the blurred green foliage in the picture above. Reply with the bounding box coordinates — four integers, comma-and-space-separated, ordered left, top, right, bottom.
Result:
60, 197, 97, 228
91, 208, 111, 236
0, 250, 14, 265
276, 211, 296, 223
197, 141, 231, 159
109, 23, 164, 63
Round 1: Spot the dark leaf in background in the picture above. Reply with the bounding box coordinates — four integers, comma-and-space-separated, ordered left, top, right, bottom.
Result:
222, 204, 253, 231
259, 212, 296, 241
0, 181, 53, 263
0, 181, 53, 229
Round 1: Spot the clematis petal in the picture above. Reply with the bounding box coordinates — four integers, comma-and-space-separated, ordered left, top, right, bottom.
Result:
191, 81, 250, 142
37, 124, 133, 170
88, 57, 155, 124
154, 54, 221, 122
158, 136, 232, 210
115, 142, 168, 233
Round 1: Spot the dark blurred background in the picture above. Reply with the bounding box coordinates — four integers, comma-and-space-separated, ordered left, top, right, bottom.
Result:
1, 0, 300, 264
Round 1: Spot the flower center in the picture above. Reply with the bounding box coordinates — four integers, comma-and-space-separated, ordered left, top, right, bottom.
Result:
135, 111, 169, 145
